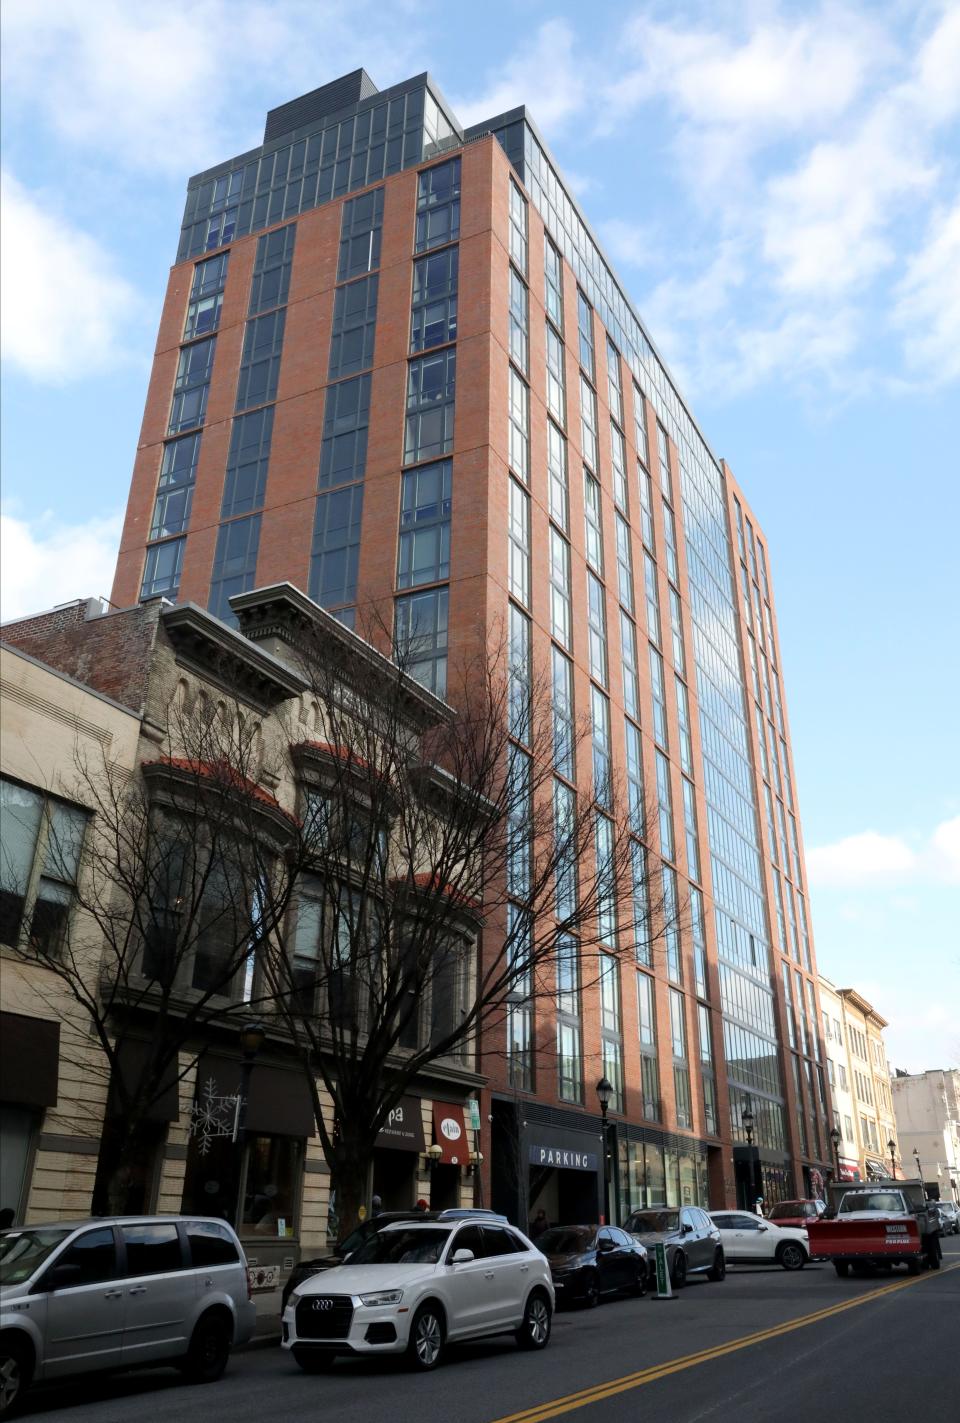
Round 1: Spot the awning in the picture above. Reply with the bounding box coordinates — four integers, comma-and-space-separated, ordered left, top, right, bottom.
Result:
376, 1095, 425, 1153
0, 1011, 59, 1107
433, 1102, 468, 1166
108, 1038, 180, 1122
865, 1158, 887, 1180
194, 1052, 315, 1137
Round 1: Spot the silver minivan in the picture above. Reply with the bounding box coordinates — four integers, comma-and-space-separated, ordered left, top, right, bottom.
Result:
0, 1215, 256, 1417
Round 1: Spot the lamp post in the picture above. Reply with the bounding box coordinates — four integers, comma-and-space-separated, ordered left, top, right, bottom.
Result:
913, 1147, 923, 1185
887, 1139, 897, 1180
830, 1126, 842, 1184
742, 1103, 761, 1211
233, 1021, 266, 1226
596, 1077, 613, 1224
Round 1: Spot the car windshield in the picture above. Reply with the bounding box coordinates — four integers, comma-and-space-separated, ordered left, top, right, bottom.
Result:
838, 1192, 903, 1213
0, 1227, 73, 1285
628, 1211, 679, 1233
350, 1227, 450, 1265
337, 1221, 375, 1256
770, 1204, 804, 1219
538, 1227, 594, 1254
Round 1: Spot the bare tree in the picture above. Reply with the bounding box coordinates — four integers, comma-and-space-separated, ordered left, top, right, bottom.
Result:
4, 691, 302, 1214
261, 618, 681, 1235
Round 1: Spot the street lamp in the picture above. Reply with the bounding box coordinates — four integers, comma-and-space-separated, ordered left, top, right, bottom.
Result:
913, 1147, 923, 1184
742, 1103, 761, 1210
233, 1021, 266, 1226
887, 1139, 897, 1179
596, 1077, 613, 1224
829, 1126, 841, 1183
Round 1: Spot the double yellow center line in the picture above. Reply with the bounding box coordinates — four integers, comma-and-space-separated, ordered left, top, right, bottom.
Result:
492, 1262, 959, 1423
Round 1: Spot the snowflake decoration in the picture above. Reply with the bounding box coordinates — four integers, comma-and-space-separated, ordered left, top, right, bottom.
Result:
189, 1075, 242, 1155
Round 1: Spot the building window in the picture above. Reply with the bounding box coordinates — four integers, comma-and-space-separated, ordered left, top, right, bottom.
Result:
508, 603, 532, 746
557, 935, 582, 1103
329, 274, 378, 379
208, 515, 261, 625
201, 169, 242, 250
649, 646, 668, 749
405, 348, 455, 464
610, 423, 628, 514
141, 536, 185, 600
235, 309, 285, 411
249, 222, 296, 315
634, 386, 649, 468
410, 246, 458, 352
319, 374, 370, 488
638, 465, 655, 551
583, 471, 604, 574
691, 886, 708, 999
338, 186, 384, 281
669, 588, 686, 675
551, 646, 574, 779
545, 323, 566, 426
221, 406, 274, 518
670, 990, 691, 1130
508, 477, 531, 607
0, 777, 87, 954
150, 434, 200, 540
656, 424, 672, 500
620, 611, 639, 721
415, 158, 461, 252
615, 513, 634, 612
643, 552, 661, 646
637, 971, 660, 1120
509, 179, 528, 272
507, 904, 533, 1092
554, 780, 577, 921
310, 484, 364, 610
549, 527, 572, 650
544, 236, 564, 330
185, 252, 229, 339
662, 503, 679, 584
655, 751, 674, 863
169, 336, 216, 433
547, 421, 569, 530
587, 571, 607, 686
591, 686, 611, 807
509, 267, 529, 374
397, 458, 451, 589
508, 367, 530, 482
394, 585, 449, 696
663, 865, 680, 983
676, 677, 692, 775
579, 374, 598, 471
624, 717, 644, 835
682, 777, 700, 883
577, 291, 595, 379
599, 952, 624, 1110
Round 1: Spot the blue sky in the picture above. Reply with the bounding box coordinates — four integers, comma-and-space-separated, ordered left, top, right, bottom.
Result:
2, 1, 958, 1069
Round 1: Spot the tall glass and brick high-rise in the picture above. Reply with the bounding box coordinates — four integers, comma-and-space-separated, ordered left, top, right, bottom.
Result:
112, 69, 832, 1215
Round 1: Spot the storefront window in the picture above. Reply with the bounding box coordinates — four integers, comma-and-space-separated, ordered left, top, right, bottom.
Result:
679, 1153, 697, 1206
665, 1148, 680, 1207
645, 1143, 666, 1206
242, 1135, 301, 1238
0, 1105, 36, 1222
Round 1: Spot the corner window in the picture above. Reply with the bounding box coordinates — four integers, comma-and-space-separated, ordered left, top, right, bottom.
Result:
0, 778, 86, 954
141, 536, 185, 601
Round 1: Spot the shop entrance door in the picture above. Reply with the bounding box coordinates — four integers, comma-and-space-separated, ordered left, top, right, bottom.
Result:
372, 1147, 416, 1210
430, 1162, 460, 1211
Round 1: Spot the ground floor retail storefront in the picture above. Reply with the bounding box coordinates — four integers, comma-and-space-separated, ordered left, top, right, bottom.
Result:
490, 1098, 713, 1232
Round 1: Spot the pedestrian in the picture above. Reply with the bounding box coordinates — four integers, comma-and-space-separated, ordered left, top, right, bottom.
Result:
755, 1196, 765, 1218
371, 1193, 383, 1217
529, 1208, 548, 1239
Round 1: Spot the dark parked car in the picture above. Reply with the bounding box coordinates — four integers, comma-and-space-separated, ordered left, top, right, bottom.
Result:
767, 1200, 825, 1230
537, 1225, 647, 1307
280, 1209, 506, 1309
623, 1206, 725, 1287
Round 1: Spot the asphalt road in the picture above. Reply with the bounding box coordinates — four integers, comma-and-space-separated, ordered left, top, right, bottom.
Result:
21, 1239, 960, 1423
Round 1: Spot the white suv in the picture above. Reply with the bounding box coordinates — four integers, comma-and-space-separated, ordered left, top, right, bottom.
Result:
283, 1219, 553, 1371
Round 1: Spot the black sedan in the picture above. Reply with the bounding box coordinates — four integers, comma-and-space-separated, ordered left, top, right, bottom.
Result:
537, 1224, 648, 1307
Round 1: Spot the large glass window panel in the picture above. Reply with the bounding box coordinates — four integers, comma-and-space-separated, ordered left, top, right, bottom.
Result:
185, 251, 229, 338
508, 367, 530, 482
633, 386, 650, 468
544, 237, 563, 331
249, 222, 296, 314
620, 611, 639, 721
591, 686, 611, 807
397, 459, 452, 588
221, 405, 274, 518
209, 515, 261, 624
329, 273, 378, 379
615, 513, 634, 612
549, 528, 572, 649
169, 337, 215, 433
579, 374, 598, 471
552, 646, 575, 778
583, 471, 604, 574
625, 718, 645, 835
405, 349, 456, 464
509, 180, 528, 272
394, 585, 449, 696
415, 158, 461, 252
141, 537, 185, 600
310, 484, 364, 609
235, 309, 285, 411
545, 323, 566, 425
663, 865, 681, 983
151, 433, 200, 539
577, 291, 595, 379
508, 477, 531, 607
547, 421, 569, 530
610, 422, 628, 513
319, 374, 370, 488
509, 267, 528, 374
410, 246, 458, 351
554, 781, 578, 922
649, 646, 668, 749
644, 552, 661, 646
656, 750, 675, 862
338, 187, 384, 280
606, 338, 624, 425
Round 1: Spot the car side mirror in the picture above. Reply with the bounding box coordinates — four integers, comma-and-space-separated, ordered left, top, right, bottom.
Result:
450, 1248, 474, 1264
598, 1237, 615, 1253
682, 1223, 693, 1235
41, 1263, 83, 1291
758, 1224, 769, 1232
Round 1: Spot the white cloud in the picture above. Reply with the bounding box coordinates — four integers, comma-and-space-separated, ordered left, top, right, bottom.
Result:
1, 509, 123, 622
807, 817, 960, 888
598, 218, 658, 270
453, 19, 587, 131
892, 195, 960, 385
1, 171, 142, 382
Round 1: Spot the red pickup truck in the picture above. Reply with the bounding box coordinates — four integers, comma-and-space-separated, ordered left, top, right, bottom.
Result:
807, 1180, 942, 1277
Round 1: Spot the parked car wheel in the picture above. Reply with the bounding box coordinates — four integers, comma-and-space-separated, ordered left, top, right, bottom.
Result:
777, 1242, 807, 1272
516, 1290, 552, 1350
0, 1336, 32, 1420
707, 1248, 726, 1282
630, 1263, 648, 1296
833, 1260, 850, 1277
407, 1303, 445, 1371
583, 1270, 600, 1308
181, 1312, 232, 1384
293, 1349, 337, 1373
906, 1257, 922, 1275
670, 1251, 687, 1288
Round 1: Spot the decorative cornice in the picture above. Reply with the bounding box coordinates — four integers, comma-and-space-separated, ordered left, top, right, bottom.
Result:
161, 602, 308, 711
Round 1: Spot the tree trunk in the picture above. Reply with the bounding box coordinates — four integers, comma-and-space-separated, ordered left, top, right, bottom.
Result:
93, 1117, 159, 1216
328, 1128, 377, 1239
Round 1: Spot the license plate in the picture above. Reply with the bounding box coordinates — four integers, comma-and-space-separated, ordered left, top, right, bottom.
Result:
885, 1225, 908, 1234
